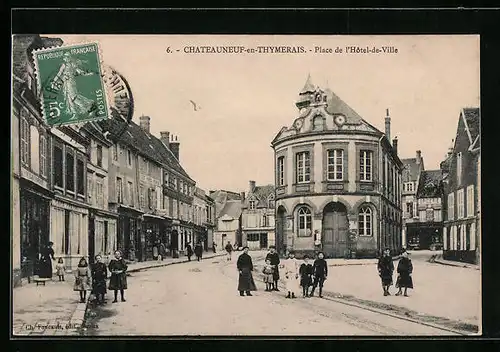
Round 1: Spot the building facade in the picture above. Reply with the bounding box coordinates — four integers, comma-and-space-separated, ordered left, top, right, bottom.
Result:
400, 151, 425, 248
80, 123, 118, 263
441, 108, 480, 265
192, 187, 209, 250
211, 190, 243, 249
241, 181, 276, 250
205, 195, 216, 251
271, 77, 403, 258
12, 35, 63, 285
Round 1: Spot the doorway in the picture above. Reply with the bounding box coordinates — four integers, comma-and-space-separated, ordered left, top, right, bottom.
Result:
322, 202, 349, 258
88, 217, 95, 264
259, 233, 268, 249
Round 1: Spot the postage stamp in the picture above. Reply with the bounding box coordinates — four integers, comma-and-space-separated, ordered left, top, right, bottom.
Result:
33, 42, 110, 126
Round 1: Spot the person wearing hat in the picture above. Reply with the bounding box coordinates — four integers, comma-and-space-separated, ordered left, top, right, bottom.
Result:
377, 247, 395, 296
265, 245, 280, 291
395, 250, 413, 297
299, 255, 314, 298
237, 246, 257, 296
310, 251, 328, 298
281, 251, 300, 298
39, 241, 55, 279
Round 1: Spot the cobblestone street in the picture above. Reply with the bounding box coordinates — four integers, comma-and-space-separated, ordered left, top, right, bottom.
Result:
82, 251, 465, 336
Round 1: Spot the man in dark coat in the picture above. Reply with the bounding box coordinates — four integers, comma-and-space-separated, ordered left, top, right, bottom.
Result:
310, 251, 328, 298
194, 242, 203, 261
377, 247, 395, 296
395, 250, 414, 297
237, 246, 257, 296
265, 246, 280, 291
186, 242, 193, 261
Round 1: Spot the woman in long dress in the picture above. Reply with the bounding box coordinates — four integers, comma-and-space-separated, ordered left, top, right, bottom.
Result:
377, 247, 395, 296
237, 246, 257, 296
54, 52, 96, 119
108, 250, 128, 303
395, 251, 414, 297
91, 254, 108, 305
38, 242, 55, 279
281, 251, 300, 299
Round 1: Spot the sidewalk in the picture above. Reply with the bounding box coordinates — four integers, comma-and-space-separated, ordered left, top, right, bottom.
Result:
431, 255, 480, 271
12, 251, 225, 337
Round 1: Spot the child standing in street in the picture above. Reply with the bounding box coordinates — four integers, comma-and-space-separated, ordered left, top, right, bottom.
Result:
56, 257, 65, 281
281, 251, 300, 299
311, 251, 328, 298
299, 255, 313, 298
262, 259, 275, 292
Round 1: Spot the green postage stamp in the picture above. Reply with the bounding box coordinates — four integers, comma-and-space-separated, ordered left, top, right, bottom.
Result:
33, 42, 110, 126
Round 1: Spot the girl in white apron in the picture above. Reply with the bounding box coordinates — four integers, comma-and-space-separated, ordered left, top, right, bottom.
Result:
281, 251, 300, 299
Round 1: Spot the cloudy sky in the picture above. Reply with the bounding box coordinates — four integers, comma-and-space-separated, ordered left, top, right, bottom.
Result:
55, 35, 479, 193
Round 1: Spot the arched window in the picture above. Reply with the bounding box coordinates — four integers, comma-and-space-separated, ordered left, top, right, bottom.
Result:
358, 207, 372, 236
297, 206, 312, 237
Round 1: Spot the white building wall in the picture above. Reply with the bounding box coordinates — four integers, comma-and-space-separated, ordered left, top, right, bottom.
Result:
12, 109, 21, 283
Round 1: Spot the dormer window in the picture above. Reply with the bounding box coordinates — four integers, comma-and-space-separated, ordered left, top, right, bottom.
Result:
249, 200, 256, 210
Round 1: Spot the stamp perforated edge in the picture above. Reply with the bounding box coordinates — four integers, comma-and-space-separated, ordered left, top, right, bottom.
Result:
31, 40, 114, 129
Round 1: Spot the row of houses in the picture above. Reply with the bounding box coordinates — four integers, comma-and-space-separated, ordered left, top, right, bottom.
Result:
11, 35, 216, 287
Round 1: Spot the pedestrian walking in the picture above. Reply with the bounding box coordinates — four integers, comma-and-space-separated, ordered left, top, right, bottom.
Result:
73, 257, 91, 303
310, 251, 328, 298
262, 259, 275, 292
281, 251, 300, 299
378, 247, 395, 296
55, 257, 66, 281
159, 242, 166, 261
194, 242, 203, 261
212, 242, 217, 253
108, 250, 128, 303
186, 242, 193, 261
395, 250, 414, 297
91, 254, 108, 305
39, 241, 55, 279
225, 242, 233, 261
237, 246, 257, 296
265, 245, 280, 291
299, 255, 313, 298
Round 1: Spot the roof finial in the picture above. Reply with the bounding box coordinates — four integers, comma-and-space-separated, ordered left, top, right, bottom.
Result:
300, 73, 315, 94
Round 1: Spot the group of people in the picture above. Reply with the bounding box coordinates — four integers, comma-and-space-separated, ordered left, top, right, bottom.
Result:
185, 242, 204, 262
236, 246, 329, 299
377, 247, 414, 297
39, 242, 129, 305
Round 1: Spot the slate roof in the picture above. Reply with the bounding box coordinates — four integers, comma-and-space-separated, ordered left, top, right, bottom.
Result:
97, 118, 193, 181
12, 35, 64, 79
417, 170, 443, 198
323, 88, 364, 124
463, 107, 480, 144
247, 184, 275, 208
219, 200, 242, 220
401, 158, 422, 182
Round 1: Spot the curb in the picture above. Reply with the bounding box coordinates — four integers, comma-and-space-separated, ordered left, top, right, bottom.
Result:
433, 259, 480, 271
126, 253, 227, 274
327, 256, 401, 267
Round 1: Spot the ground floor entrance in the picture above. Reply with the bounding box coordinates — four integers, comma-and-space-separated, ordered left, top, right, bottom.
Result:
322, 202, 349, 258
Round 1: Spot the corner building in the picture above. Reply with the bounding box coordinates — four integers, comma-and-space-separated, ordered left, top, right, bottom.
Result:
272, 77, 403, 258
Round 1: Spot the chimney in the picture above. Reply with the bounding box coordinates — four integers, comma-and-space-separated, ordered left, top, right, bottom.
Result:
392, 137, 398, 156
170, 134, 180, 160
416, 150, 422, 164
160, 131, 170, 148
385, 108, 391, 142
240, 192, 246, 201
249, 180, 256, 193
139, 115, 151, 134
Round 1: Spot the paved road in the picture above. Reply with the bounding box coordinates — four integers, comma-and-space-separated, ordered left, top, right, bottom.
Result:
85, 253, 458, 336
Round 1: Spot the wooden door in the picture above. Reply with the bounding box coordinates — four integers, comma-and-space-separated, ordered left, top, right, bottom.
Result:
322, 203, 349, 258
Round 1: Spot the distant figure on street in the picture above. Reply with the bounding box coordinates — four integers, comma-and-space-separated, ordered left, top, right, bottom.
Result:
194, 242, 203, 261
56, 257, 66, 281
237, 246, 257, 296
378, 247, 394, 296
108, 250, 128, 303
73, 257, 91, 303
281, 251, 300, 299
265, 246, 280, 291
159, 242, 166, 261
212, 242, 217, 253
91, 254, 108, 305
310, 251, 328, 298
262, 259, 275, 292
186, 243, 193, 261
39, 241, 55, 279
395, 250, 413, 297
225, 242, 233, 261
299, 255, 313, 298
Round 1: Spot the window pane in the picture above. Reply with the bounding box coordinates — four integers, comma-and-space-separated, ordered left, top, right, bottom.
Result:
66, 152, 75, 192
77, 159, 85, 195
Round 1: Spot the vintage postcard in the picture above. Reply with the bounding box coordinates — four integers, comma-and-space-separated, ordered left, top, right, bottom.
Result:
11, 34, 481, 337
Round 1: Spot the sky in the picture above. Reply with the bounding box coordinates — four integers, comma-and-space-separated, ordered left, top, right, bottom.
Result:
54, 35, 480, 193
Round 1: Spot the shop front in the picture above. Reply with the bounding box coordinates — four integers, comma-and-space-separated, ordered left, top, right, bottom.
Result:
50, 196, 89, 270
88, 209, 118, 264
117, 205, 143, 262
142, 213, 167, 261
19, 179, 53, 278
